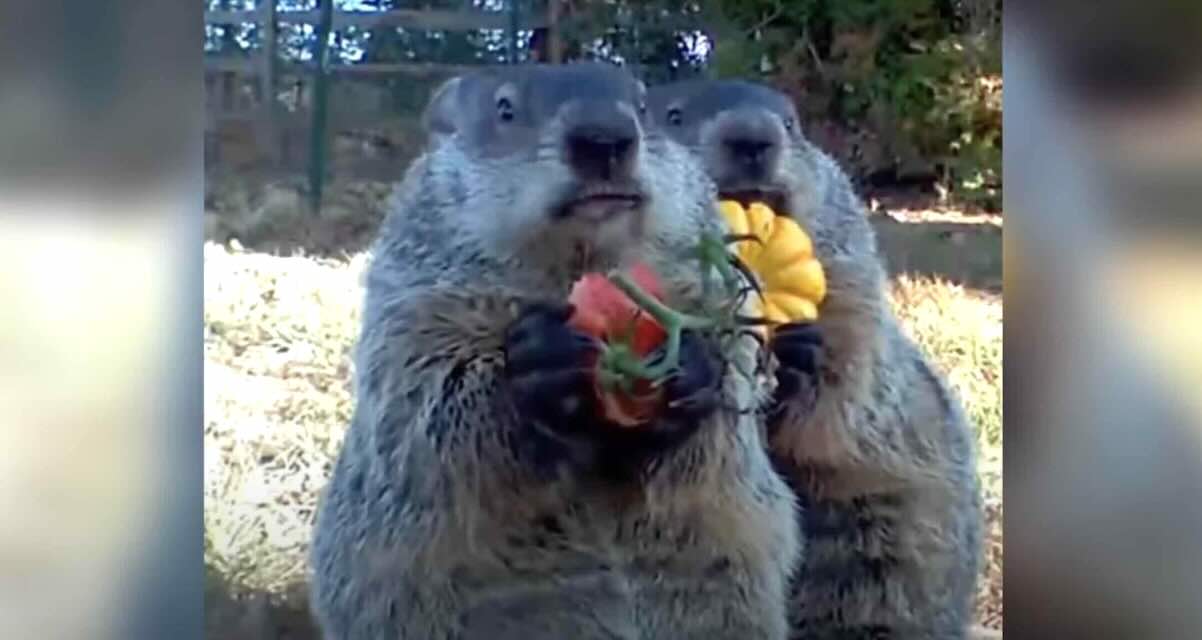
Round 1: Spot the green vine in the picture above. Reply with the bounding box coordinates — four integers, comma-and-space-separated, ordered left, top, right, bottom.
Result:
593, 230, 771, 395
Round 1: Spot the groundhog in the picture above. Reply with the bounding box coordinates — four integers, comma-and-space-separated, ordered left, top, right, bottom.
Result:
308, 63, 801, 640
648, 78, 983, 639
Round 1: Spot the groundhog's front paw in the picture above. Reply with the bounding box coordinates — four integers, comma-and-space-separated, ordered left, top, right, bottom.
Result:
503, 302, 602, 433
659, 329, 722, 424
768, 321, 824, 424
587, 329, 722, 476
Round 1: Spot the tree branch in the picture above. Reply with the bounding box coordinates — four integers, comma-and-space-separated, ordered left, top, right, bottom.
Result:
744, 0, 785, 39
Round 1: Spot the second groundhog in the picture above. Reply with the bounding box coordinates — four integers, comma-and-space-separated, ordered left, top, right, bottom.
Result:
648, 79, 983, 639
309, 64, 800, 639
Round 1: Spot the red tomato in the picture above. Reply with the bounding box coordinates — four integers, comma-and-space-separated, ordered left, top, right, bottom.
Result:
566, 262, 668, 427
566, 262, 667, 355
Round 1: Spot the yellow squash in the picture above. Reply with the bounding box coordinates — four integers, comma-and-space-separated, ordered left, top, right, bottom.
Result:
718, 200, 827, 325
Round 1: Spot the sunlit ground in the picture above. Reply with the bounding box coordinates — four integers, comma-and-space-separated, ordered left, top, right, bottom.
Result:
202, 211, 1004, 635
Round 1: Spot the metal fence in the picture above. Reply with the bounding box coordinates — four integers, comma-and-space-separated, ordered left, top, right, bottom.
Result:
203, 0, 710, 212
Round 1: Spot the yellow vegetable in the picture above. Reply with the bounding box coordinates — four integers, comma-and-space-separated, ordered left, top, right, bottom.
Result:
718, 200, 827, 327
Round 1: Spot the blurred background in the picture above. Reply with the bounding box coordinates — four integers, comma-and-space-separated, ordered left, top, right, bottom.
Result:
1005, 3, 1202, 638
203, 0, 1001, 255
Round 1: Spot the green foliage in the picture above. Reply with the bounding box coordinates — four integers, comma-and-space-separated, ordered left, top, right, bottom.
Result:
553, 0, 710, 83
706, 0, 1002, 210
204, 0, 1001, 210
924, 33, 1002, 208
709, 36, 761, 80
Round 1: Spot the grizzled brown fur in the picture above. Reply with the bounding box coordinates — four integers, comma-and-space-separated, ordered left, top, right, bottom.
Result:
649, 78, 983, 639
309, 64, 800, 640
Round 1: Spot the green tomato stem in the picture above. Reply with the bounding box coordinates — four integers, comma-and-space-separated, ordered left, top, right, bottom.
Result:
593, 232, 771, 400
606, 272, 714, 332
600, 342, 653, 380
591, 270, 717, 386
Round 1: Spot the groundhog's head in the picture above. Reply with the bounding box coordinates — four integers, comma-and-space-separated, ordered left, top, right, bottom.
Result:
420, 62, 705, 267
646, 79, 825, 218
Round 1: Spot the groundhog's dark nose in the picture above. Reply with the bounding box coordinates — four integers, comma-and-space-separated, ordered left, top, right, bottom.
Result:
565, 111, 639, 182
727, 139, 775, 171
720, 110, 783, 179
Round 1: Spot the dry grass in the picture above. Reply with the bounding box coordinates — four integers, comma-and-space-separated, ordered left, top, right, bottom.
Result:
204, 244, 364, 602
203, 242, 1003, 635
888, 274, 1004, 628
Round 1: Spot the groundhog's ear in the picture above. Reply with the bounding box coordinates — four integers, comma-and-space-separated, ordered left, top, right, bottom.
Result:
422, 76, 463, 136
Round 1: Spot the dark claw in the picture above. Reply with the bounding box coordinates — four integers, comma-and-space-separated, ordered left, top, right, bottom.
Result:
735, 314, 774, 326
509, 368, 593, 423
592, 330, 722, 475
774, 366, 806, 401
728, 256, 763, 296
768, 321, 825, 419
775, 339, 819, 375
661, 330, 722, 423
503, 305, 719, 479
504, 303, 600, 430
504, 303, 579, 364
773, 322, 823, 364
774, 321, 824, 344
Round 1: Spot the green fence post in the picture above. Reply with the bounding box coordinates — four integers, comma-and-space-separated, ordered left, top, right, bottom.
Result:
308, 0, 335, 215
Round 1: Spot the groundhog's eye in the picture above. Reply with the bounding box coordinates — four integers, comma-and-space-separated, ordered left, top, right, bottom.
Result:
637, 100, 647, 116
783, 117, 796, 132
667, 107, 683, 126
496, 97, 515, 122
